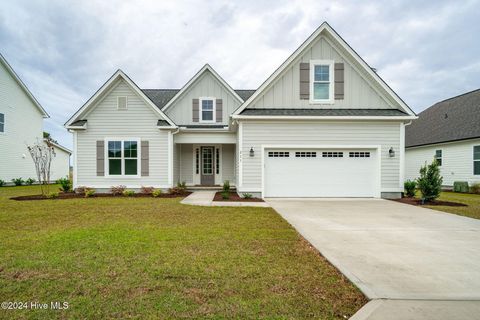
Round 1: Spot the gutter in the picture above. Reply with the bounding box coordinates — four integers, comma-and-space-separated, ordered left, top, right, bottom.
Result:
232, 115, 418, 121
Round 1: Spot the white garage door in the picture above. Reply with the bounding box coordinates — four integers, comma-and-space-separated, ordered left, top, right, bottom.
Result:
264, 149, 378, 197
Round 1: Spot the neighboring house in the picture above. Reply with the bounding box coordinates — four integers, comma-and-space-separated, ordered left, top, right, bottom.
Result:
0, 53, 71, 184
65, 22, 416, 199
405, 89, 480, 187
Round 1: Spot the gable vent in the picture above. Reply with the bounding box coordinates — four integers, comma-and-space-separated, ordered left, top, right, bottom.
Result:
117, 96, 128, 110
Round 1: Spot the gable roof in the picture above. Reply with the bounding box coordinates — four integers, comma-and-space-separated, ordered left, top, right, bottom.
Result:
64, 70, 176, 128
143, 89, 255, 109
405, 88, 480, 148
0, 53, 49, 118
160, 64, 245, 112
232, 22, 416, 118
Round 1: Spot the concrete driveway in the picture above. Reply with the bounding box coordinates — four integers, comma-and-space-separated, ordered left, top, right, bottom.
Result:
267, 198, 480, 319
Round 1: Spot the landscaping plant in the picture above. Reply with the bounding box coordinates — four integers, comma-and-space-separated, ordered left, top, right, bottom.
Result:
403, 180, 416, 197
177, 181, 187, 192
12, 178, 24, 186
470, 183, 480, 194
27, 139, 56, 196
221, 191, 230, 200
223, 180, 230, 193
46, 192, 59, 199
152, 189, 163, 197
25, 178, 36, 186
242, 193, 253, 199
84, 188, 95, 198
111, 185, 126, 195
453, 181, 469, 193
141, 186, 154, 194
57, 177, 72, 192
0, 180, 5, 187
417, 159, 443, 203
123, 190, 135, 197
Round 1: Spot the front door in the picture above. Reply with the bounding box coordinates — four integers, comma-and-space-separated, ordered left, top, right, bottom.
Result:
201, 146, 215, 185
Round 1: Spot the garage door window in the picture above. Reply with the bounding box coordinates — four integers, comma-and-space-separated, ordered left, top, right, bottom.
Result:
268, 151, 289, 157
295, 151, 316, 158
349, 151, 370, 158
322, 151, 343, 158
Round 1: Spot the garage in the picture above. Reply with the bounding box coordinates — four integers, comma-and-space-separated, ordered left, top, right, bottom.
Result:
264, 148, 379, 197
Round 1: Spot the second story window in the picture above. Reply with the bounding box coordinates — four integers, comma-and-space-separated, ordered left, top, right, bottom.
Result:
310, 60, 334, 103
200, 98, 215, 122
0, 113, 4, 132
435, 149, 442, 166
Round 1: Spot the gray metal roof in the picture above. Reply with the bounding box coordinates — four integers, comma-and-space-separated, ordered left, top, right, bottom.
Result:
406, 89, 480, 148
143, 89, 256, 109
157, 120, 171, 127
70, 120, 87, 126
240, 108, 408, 116
179, 124, 228, 129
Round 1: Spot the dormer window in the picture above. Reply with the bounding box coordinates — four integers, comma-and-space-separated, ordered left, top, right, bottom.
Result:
310, 60, 334, 104
200, 98, 215, 123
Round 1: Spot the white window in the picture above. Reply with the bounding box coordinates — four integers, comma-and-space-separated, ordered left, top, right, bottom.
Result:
106, 139, 140, 177
349, 151, 370, 158
322, 151, 343, 158
117, 96, 128, 110
310, 60, 334, 103
296, 151, 317, 158
200, 98, 215, 122
268, 151, 289, 158
474, 146, 480, 175
0, 113, 4, 132
435, 150, 442, 166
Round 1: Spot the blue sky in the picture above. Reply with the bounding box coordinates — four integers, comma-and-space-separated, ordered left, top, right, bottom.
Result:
1, 0, 479, 149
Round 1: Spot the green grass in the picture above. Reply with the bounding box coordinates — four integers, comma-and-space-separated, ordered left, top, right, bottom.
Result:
424, 191, 480, 220
0, 185, 365, 319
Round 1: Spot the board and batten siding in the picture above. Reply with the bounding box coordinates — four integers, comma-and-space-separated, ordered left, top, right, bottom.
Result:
179, 144, 194, 185
75, 79, 170, 188
405, 139, 480, 187
249, 35, 395, 110
165, 70, 241, 125
222, 144, 235, 184
239, 121, 401, 192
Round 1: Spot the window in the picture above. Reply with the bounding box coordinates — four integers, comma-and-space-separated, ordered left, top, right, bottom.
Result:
349, 152, 370, 158
216, 148, 220, 174
310, 60, 334, 103
268, 151, 289, 158
107, 139, 139, 176
435, 150, 442, 166
200, 98, 215, 122
117, 96, 128, 110
195, 148, 200, 174
296, 151, 317, 158
322, 151, 343, 158
0, 113, 4, 132
474, 146, 480, 175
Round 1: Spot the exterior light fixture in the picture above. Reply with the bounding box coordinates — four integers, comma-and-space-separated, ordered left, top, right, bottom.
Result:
249, 147, 255, 157
389, 147, 395, 158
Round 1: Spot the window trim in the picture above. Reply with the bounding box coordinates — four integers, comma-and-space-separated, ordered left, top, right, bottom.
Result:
309, 60, 334, 104
0, 112, 4, 133
435, 149, 442, 166
104, 138, 141, 178
199, 97, 216, 123
474, 145, 480, 176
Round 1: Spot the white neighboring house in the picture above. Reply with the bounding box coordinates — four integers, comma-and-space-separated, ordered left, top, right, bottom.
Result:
0, 53, 71, 184
65, 22, 416, 199
406, 89, 480, 187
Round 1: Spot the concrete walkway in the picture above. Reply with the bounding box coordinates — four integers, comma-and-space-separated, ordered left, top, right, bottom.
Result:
181, 191, 270, 207
267, 198, 480, 319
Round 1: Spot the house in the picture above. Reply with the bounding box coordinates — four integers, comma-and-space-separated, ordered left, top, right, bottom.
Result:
65, 22, 416, 199
405, 89, 480, 187
0, 53, 71, 184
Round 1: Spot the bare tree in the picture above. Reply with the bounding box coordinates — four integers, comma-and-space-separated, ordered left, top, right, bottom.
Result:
27, 139, 56, 196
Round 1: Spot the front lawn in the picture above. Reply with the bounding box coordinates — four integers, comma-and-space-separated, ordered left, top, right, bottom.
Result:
0, 185, 365, 319
424, 191, 480, 220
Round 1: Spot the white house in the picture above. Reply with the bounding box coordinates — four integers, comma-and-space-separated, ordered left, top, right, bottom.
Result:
0, 53, 71, 184
405, 89, 480, 187
65, 22, 416, 199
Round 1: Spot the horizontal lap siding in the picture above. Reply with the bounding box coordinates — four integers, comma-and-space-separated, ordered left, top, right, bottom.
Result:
241, 121, 401, 191
76, 80, 169, 187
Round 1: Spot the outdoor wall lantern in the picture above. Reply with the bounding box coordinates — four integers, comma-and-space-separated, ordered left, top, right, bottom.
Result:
249, 147, 255, 157
389, 147, 395, 158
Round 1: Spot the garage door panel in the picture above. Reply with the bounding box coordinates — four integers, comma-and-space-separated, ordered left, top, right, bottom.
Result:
264, 149, 377, 197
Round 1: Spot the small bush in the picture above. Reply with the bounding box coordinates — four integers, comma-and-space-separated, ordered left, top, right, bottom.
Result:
417, 159, 443, 202
84, 188, 95, 198
111, 185, 126, 195
57, 177, 72, 192
223, 180, 230, 193
221, 191, 230, 200
404, 180, 416, 197
453, 181, 469, 193
140, 186, 154, 194
12, 178, 24, 186
470, 183, 480, 194
75, 186, 87, 194
46, 192, 59, 199
25, 178, 36, 186
169, 187, 183, 195
0, 180, 5, 187
242, 193, 253, 199
177, 181, 187, 192
123, 190, 135, 197
152, 189, 163, 197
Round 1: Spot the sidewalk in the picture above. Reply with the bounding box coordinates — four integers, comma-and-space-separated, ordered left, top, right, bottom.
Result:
181, 191, 270, 207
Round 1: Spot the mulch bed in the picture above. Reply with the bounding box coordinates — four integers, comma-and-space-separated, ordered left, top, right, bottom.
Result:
213, 191, 264, 202
11, 192, 192, 201
392, 197, 467, 207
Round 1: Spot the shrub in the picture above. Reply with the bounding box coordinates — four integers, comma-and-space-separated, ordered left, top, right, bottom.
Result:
140, 186, 154, 194
0, 180, 5, 187
152, 189, 163, 197
84, 188, 95, 198
404, 180, 416, 197
168, 187, 183, 195
75, 186, 87, 194
12, 178, 24, 186
25, 178, 36, 186
242, 193, 253, 199
470, 183, 480, 194
177, 181, 187, 192
46, 192, 59, 199
57, 177, 72, 192
222, 191, 230, 200
123, 190, 135, 197
111, 185, 126, 195
417, 159, 443, 202
453, 181, 469, 193
223, 180, 230, 193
